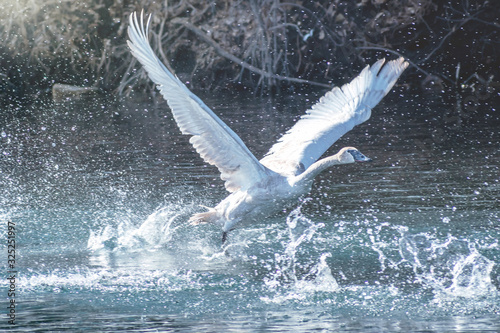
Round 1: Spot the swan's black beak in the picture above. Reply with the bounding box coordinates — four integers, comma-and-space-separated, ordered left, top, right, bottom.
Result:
350, 150, 372, 163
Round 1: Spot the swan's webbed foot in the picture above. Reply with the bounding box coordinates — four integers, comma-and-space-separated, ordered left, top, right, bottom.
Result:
222, 231, 228, 245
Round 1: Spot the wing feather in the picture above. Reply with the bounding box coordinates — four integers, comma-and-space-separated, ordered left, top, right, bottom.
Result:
260, 57, 408, 175
127, 12, 269, 192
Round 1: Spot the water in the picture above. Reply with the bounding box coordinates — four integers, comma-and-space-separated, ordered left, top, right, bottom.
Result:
1, 89, 499, 332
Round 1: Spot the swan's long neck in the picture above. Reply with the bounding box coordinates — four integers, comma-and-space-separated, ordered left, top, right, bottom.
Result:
291, 153, 350, 189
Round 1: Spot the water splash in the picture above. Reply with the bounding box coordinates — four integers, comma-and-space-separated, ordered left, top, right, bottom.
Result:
263, 204, 338, 302
20, 266, 202, 295
294, 252, 339, 293
87, 204, 188, 252
366, 221, 409, 273
399, 233, 496, 298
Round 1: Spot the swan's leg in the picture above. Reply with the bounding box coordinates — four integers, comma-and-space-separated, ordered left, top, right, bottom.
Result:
222, 231, 228, 244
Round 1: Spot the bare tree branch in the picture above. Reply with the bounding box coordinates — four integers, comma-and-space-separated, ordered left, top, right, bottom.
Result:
172, 18, 332, 89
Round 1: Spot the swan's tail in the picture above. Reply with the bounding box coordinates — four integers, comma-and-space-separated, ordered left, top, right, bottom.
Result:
189, 206, 220, 225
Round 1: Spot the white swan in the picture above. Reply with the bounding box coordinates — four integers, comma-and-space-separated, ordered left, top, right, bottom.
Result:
127, 12, 409, 242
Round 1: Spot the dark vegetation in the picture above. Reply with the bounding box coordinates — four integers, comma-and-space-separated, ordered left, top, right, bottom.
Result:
0, 0, 498, 105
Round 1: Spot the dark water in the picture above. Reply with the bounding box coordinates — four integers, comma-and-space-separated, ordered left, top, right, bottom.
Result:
1, 88, 499, 332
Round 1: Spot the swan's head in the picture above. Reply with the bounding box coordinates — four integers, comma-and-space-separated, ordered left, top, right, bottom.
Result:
337, 147, 372, 163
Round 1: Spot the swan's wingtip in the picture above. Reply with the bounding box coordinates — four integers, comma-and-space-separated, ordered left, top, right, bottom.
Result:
393, 56, 409, 70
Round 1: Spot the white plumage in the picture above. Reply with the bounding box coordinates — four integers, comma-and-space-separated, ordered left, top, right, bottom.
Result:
127, 12, 409, 242
260, 57, 408, 176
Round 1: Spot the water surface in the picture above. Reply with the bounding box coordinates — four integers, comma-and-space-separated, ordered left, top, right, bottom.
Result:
1, 88, 499, 332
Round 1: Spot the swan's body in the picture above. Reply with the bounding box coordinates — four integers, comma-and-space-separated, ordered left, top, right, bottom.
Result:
127, 12, 408, 241
193, 147, 372, 242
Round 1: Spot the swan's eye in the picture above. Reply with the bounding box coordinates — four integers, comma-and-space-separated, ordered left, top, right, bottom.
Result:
346, 149, 359, 156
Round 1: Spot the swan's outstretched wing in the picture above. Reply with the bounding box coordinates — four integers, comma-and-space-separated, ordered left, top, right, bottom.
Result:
260, 57, 408, 175
127, 12, 269, 192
